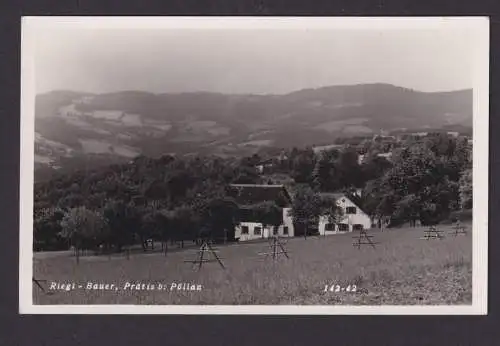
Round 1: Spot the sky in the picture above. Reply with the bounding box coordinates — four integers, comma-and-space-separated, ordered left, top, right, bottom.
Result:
31, 20, 478, 95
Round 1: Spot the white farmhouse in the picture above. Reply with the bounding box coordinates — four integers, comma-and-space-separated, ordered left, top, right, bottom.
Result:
254, 159, 274, 174
357, 154, 366, 165
227, 184, 295, 242
317, 192, 372, 235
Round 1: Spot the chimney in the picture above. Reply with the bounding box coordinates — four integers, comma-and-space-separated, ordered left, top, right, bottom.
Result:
355, 188, 362, 197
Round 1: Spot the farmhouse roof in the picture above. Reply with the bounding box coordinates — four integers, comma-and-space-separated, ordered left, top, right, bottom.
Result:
319, 191, 366, 211
227, 184, 292, 207
319, 192, 344, 200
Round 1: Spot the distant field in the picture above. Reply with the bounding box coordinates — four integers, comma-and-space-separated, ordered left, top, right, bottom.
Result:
33, 224, 472, 305
314, 117, 370, 133
238, 139, 274, 147
78, 139, 140, 158
183, 120, 231, 136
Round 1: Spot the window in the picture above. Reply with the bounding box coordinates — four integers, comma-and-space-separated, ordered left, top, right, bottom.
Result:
353, 224, 364, 231
273, 226, 279, 235
325, 223, 335, 231
338, 223, 349, 232
241, 226, 249, 234
254, 227, 262, 235
346, 207, 357, 214
283, 226, 289, 235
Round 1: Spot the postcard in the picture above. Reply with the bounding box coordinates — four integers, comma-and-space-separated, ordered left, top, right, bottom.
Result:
20, 16, 489, 314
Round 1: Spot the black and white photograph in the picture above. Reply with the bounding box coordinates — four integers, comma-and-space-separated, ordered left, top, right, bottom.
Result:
20, 17, 489, 314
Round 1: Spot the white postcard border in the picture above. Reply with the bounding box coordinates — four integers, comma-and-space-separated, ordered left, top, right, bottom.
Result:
19, 16, 489, 315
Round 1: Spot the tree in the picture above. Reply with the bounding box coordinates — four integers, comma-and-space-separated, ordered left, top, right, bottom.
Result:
362, 179, 395, 228
365, 137, 464, 226
199, 198, 240, 242
57, 193, 85, 209
154, 210, 173, 255
240, 153, 262, 167
103, 200, 140, 256
288, 186, 343, 239
168, 206, 199, 248
33, 208, 65, 251
232, 166, 261, 184
459, 169, 473, 210
60, 207, 108, 263
167, 172, 195, 202
319, 194, 345, 231
361, 155, 392, 182
250, 201, 283, 238
312, 149, 340, 191
139, 208, 163, 251
312, 147, 371, 192
290, 148, 316, 184
337, 148, 364, 188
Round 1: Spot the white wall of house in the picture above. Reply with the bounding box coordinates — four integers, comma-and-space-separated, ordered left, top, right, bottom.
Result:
318, 196, 371, 235
357, 154, 365, 165
282, 207, 294, 237
235, 222, 267, 241
235, 207, 294, 241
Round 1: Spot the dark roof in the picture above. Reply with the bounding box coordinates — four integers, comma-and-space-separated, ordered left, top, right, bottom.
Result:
319, 192, 344, 200
227, 184, 292, 207
346, 191, 364, 207
238, 207, 284, 224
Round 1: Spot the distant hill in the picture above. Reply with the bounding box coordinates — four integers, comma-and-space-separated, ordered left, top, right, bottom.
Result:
34, 83, 472, 179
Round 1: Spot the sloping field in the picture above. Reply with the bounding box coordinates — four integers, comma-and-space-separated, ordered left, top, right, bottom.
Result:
33, 224, 472, 305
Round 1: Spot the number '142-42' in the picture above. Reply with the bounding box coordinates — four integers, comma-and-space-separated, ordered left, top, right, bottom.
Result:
323, 284, 357, 292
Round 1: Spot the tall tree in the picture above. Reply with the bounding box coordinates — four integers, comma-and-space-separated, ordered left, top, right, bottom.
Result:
33, 208, 65, 251
366, 137, 464, 226
289, 186, 343, 239
154, 210, 173, 255
103, 200, 140, 254
199, 198, 240, 242
168, 206, 199, 247
139, 208, 164, 251
337, 148, 363, 188
312, 149, 340, 191
291, 148, 316, 184
60, 207, 108, 263
250, 201, 283, 238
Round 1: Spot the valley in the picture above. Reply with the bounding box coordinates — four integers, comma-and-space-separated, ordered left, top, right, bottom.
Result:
34, 84, 472, 179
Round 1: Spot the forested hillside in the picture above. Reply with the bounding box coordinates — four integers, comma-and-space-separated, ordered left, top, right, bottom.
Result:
34, 133, 472, 254
34, 84, 472, 177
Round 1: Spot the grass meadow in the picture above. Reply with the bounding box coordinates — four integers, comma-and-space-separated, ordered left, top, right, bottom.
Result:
33, 224, 472, 305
